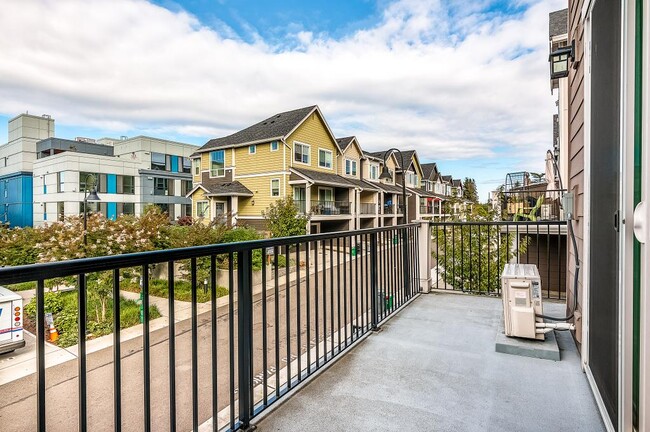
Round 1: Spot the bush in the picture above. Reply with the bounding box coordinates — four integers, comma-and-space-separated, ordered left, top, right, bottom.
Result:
262, 197, 309, 238
221, 226, 262, 243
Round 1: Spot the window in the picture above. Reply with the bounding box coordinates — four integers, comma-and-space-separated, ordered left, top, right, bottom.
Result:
154, 178, 169, 196
369, 164, 379, 180
57, 202, 65, 221
318, 188, 333, 202
181, 180, 193, 196
122, 202, 135, 215
57, 172, 64, 193
43, 175, 47, 194
270, 141, 279, 151
294, 143, 310, 164
182, 157, 192, 173
249, 145, 256, 154
43, 203, 47, 221
318, 149, 332, 169
151, 152, 166, 170
182, 204, 192, 217
196, 201, 209, 218
345, 159, 357, 176
193, 158, 200, 176
270, 179, 280, 197
210, 150, 225, 177
119, 175, 135, 194
215, 202, 225, 217
80, 172, 99, 192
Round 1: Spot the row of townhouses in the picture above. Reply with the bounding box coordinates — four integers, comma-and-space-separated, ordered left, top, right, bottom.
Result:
0, 113, 198, 226
0, 107, 466, 230
187, 105, 466, 233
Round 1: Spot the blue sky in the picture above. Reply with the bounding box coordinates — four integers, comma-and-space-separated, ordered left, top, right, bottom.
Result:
0, 0, 565, 200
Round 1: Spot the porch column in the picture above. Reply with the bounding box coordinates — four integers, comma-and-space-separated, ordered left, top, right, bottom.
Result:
305, 184, 311, 233
231, 196, 238, 226
355, 188, 360, 230
416, 220, 431, 293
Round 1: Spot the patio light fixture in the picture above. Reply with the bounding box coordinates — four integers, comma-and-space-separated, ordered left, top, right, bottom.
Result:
379, 148, 410, 297
549, 40, 574, 79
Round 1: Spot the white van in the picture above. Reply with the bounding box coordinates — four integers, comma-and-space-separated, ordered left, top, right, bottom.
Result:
0, 286, 26, 355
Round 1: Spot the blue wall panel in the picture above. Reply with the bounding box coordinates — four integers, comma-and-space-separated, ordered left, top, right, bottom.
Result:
171, 156, 179, 172
107, 174, 117, 193
107, 202, 117, 220
0, 172, 33, 227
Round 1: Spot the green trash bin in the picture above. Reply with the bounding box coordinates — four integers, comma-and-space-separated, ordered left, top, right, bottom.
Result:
393, 235, 399, 245
351, 246, 357, 257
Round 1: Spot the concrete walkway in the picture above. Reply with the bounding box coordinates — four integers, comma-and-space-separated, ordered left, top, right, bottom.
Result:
255, 293, 605, 432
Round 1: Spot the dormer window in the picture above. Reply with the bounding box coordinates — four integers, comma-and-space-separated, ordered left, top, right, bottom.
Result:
345, 159, 357, 176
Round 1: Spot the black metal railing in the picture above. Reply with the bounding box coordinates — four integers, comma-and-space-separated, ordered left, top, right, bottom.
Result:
430, 220, 567, 299
382, 204, 394, 215
500, 189, 566, 221
0, 224, 420, 432
359, 203, 376, 215
310, 200, 351, 215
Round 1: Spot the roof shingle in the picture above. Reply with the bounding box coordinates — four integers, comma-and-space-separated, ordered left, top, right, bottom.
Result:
197, 105, 317, 153
549, 9, 568, 38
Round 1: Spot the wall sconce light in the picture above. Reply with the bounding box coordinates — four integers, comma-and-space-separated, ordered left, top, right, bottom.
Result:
549, 40, 574, 79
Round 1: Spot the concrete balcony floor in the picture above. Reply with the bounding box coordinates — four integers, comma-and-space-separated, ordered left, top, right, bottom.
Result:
256, 293, 604, 432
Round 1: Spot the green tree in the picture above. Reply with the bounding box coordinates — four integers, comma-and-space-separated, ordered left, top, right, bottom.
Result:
462, 178, 479, 203
433, 210, 530, 293
262, 197, 309, 238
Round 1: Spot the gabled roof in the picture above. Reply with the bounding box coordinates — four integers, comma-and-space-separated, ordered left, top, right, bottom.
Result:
363, 150, 399, 167
367, 150, 416, 170
337, 136, 365, 158
186, 181, 253, 198
441, 175, 453, 183
194, 105, 340, 155
452, 179, 462, 187
420, 163, 438, 180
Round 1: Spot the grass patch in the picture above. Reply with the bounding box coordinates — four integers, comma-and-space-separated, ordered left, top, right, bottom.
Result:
24, 291, 161, 348
7, 281, 37, 291
120, 278, 228, 303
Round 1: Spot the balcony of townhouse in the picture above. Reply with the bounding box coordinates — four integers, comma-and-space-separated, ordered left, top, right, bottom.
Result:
499, 188, 567, 222
0, 220, 604, 431
289, 167, 354, 233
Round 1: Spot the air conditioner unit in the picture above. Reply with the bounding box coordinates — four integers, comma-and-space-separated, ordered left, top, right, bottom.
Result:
501, 264, 544, 340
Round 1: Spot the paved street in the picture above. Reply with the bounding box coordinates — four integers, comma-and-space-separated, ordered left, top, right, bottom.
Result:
0, 239, 410, 431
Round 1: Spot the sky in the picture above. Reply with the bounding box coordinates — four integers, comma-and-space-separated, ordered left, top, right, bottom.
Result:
0, 0, 565, 200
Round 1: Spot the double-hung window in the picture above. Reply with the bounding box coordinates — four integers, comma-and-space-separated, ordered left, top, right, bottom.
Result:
270, 141, 279, 151
294, 143, 310, 164
369, 164, 379, 180
318, 149, 332, 169
193, 158, 200, 176
345, 159, 357, 176
270, 179, 280, 197
210, 150, 225, 177
196, 201, 209, 218
249, 145, 257, 154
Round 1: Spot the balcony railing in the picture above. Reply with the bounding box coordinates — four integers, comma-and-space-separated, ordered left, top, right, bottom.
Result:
0, 224, 420, 431
382, 204, 394, 214
310, 200, 351, 215
430, 220, 567, 299
294, 199, 307, 214
359, 203, 376, 215
500, 189, 566, 221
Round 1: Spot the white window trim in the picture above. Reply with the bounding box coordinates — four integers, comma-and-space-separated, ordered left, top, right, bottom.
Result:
209, 150, 226, 178
270, 178, 281, 197
196, 200, 209, 218
249, 145, 257, 155
270, 141, 279, 152
318, 148, 333, 169
193, 158, 201, 176
293, 141, 311, 166
214, 201, 226, 217
318, 186, 334, 202
369, 163, 379, 180
345, 158, 358, 177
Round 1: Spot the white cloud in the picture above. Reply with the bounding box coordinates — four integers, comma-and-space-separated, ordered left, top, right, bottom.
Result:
0, 0, 565, 196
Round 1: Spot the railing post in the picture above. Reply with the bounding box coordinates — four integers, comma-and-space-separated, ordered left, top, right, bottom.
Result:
237, 250, 255, 430
402, 226, 411, 299
370, 232, 379, 330
416, 220, 432, 293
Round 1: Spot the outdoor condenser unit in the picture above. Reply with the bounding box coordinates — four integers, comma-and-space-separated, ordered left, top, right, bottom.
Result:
501, 264, 544, 341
